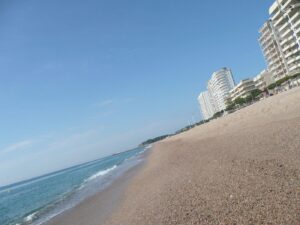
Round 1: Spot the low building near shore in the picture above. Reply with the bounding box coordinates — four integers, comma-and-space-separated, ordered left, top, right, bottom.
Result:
228, 79, 256, 102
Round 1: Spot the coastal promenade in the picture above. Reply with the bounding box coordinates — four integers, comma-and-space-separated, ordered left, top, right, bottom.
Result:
104, 87, 300, 225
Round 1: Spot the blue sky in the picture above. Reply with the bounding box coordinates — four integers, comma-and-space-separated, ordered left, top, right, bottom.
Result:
0, 0, 273, 186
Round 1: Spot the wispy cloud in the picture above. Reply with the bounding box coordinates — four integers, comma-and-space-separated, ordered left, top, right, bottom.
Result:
121, 97, 134, 104
1, 140, 36, 154
94, 97, 133, 108
95, 99, 115, 108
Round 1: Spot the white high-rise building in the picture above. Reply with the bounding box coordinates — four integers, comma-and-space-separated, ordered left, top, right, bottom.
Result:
259, 0, 300, 81
198, 91, 216, 120
259, 20, 288, 80
207, 68, 235, 112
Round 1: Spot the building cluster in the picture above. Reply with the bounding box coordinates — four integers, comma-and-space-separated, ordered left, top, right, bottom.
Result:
198, 0, 300, 120
198, 68, 235, 120
259, 0, 300, 81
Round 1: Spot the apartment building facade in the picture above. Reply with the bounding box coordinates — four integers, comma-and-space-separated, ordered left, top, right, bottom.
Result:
259, 0, 300, 81
259, 20, 288, 80
229, 79, 257, 102
198, 68, 235, 120
198, 91, 216, 120
253, 70, 275, 90
207, 68, 235, 112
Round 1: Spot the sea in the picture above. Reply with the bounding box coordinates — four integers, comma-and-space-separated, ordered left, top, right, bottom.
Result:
0, 146, 150, 225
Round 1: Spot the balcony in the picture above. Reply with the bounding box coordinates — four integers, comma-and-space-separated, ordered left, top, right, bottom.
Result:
289, 63, 300, 71
270, 63, 279, 71
276, 67, 286, 75
260, 34, 272, 47
290, 11, 300, 23
269, 54, 283, 67
262, 39, 275, 51
280, 34, 294, 45
280, 26, 293, 39
259, 23, 270, 34
282, 40, 297, 52
287, 55, 300, 65
272, 55, 282, 65
271, 62, 283, 71
284, 45, 299, 55
274, 15, 285, 27
282, 0, 293, 10
270, 51, 281, 62
271, 9, 282, 21
260, 32, 274, 45
269, 0, 280, 15
278, 20, 289, 33
265, 47, 277, 58
264, 48, 271, 58
284, 48, 299, 58
271, 69, 286, 81
293, 19, 300, 30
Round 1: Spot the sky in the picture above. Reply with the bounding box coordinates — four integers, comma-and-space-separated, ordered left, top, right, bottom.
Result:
0, 0, 274, 186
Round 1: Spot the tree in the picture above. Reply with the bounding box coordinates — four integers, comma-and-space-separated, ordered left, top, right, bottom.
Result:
234, 97, 246, 105
275, 76, 290, 86
290, 73, 300, 79
245, 95, 253, 103
268, 83, 277, 90
250, 89, 262, 98
267, 75, 295, 90
226, 103, 235, 111
212, 111, 224, 119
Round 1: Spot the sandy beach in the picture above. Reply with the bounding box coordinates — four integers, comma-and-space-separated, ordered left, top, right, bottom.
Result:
49, 87, 300, 225
105, 87, 300, 225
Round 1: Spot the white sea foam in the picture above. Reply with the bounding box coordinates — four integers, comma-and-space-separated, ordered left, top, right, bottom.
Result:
145, 145, 152, 149
87, 165, 118, 182
24, 212, 37, 222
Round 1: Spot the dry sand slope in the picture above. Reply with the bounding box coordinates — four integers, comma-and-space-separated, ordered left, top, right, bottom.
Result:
105, 88, 300, 225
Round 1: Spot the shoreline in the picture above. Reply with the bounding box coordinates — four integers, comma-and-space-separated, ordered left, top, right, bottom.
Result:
45, 87, 300, 225
44, 149, 151, 225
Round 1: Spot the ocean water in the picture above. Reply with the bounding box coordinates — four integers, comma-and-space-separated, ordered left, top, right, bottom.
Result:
0, 146, 150, 225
